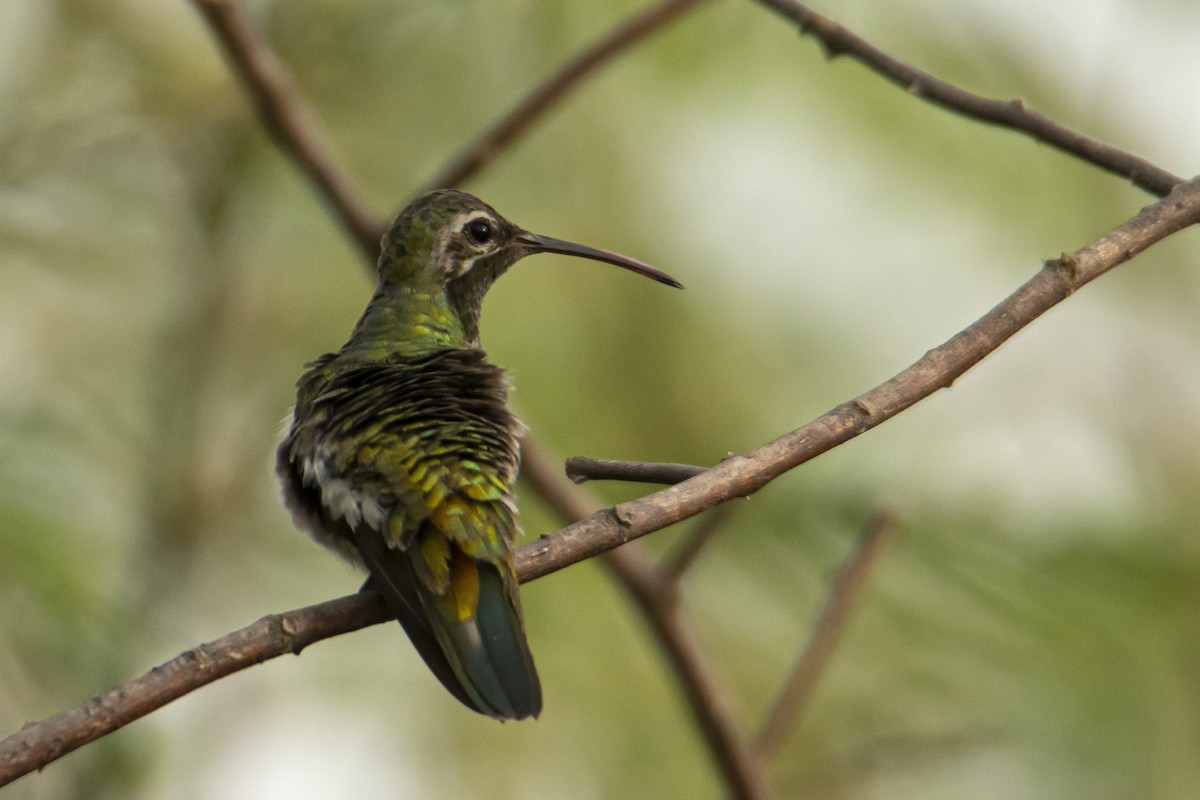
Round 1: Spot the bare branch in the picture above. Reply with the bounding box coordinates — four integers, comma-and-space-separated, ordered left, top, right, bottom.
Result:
189, 0, 382, 258
754, 0, 1184, 197
754, 507, 899, 759
514, 177, 1200, 583
521, 437, 769, 800
664, 501, 739, 581
604, 546, 774, 800
0, 593, 391, 787
417, 0, 710, 194
566, 455, 705, 485
38, 4, 1184, 796
5, 175, 1195, 791
180, 5, 757, 795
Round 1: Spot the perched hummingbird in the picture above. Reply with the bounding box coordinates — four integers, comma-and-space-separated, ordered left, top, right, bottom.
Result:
277, 190, 681, 720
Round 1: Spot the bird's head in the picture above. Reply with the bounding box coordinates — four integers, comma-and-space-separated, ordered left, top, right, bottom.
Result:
374, 190, 681, 345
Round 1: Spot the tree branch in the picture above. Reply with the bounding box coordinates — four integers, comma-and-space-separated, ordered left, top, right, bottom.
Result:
185, 4, 759, 796
4, 172, 1195, 793
64, 4, 1187, 797
514, 177, 1200, 583
0, 593, 391, 787
566, 455, 705, 485
417, 0, 710, 194
754, 0, 1184, 197
754, 507, 898, 759
604, 546, 774, 800
520, 438, 770, 800
189, 0, 382, 257
664, 501, 738, 581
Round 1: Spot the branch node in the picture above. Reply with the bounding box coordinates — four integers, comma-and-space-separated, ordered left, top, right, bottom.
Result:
1048, 250, 1081, 290
850, 397, 877, 422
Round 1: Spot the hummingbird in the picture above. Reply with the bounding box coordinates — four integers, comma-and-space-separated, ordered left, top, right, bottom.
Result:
276, 189, 681, 720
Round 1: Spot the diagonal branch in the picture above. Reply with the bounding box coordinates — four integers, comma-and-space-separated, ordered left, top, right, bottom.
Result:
0, 593, 391, 787
185, 4, 756, 797
514, 177, 1200, 581
754, 507, 898, 759
605, 546, 774, 800
189, 0, 382, 257
417, 0, 711, 194
754, 0, 1184, 197
115, 5, 1191, 797
4, 176, 1197, 789
664, 501, 738, 581
519, 438, 771, 800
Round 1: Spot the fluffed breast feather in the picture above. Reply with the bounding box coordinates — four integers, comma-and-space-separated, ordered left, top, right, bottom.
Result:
277, 348, 525, 568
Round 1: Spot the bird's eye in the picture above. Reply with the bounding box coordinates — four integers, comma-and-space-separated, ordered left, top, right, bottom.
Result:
464, 219, 493, 245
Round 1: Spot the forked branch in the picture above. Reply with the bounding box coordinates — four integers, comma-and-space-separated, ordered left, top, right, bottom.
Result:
5, 0, 1192, 794
5, 176, 1196, 788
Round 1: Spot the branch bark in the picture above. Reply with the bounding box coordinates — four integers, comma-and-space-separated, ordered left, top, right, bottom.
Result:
0, 594, 391, 787
566, 455, 705, 485
520, 438, 771, 800
754, 0, 1184, 197
417, 0, 710, 194
515, 176, 1200, 584
190, 0, 382, 257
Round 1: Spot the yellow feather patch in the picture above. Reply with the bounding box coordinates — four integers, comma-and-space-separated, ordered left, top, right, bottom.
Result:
387, 515, 405, 545
423, 482, 447, 511
463, 483, 497, 502
449, 547, 479, 624
420, 534, 450, 588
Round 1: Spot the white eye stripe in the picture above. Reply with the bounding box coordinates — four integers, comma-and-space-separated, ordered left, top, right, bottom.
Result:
458, 210, 497, 245
453, 210, 495, 236
460, 210, 494, 226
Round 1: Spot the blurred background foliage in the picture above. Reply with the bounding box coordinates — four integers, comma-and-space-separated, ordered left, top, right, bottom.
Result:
1, 0, 1198, 797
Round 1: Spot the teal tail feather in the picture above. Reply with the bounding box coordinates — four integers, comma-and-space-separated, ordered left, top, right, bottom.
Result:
421, 560, 542, 720
355, 532, 541, 720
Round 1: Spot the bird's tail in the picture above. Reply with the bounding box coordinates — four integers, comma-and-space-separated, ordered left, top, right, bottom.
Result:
357, 534, 541, 720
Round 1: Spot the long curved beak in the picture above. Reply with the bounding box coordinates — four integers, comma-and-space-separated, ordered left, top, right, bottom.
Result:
517, 232, 683, 289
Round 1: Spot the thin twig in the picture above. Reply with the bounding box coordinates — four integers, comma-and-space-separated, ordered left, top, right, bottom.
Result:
665, 501, 739, 581
566, 455, 705, 485
754, 0, 1184, 197
520, 437, 771, 800
417, 0, 710, 193
754, 507, 899, 759
604, 547, 774, 800
512, 178, 1200, 583
189, 0, 382, 257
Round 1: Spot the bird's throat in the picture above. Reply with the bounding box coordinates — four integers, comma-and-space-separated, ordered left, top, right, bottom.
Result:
340, 286, 473, 362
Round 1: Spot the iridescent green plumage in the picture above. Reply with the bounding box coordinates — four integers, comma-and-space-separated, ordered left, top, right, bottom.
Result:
277, 190, 680, 719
